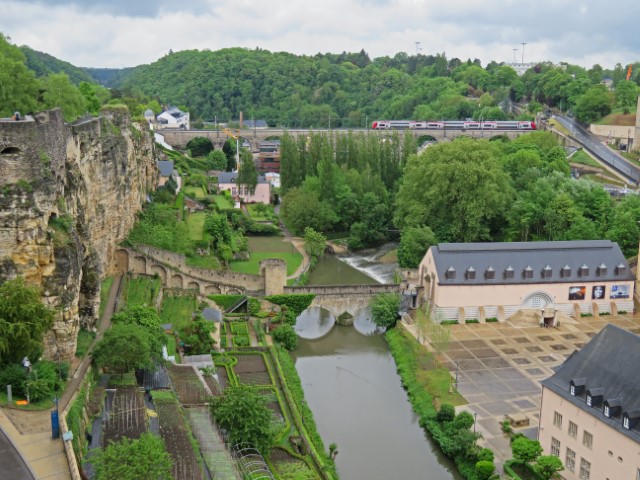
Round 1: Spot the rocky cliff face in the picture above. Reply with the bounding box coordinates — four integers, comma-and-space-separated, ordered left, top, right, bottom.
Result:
0, 108, 157, 361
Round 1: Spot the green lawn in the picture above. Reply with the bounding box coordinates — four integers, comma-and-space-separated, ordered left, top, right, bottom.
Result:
165, 333, 178, 360
212, 194, 234, 210
184, 186, 206, 200
99, 276, 115, 319
124, 275, 162, 308
75, 329, 96, 358
186, 211, 207, 241
230, 251, 302, 276
160, 295, 197, 330
570, 149, 601, 168
595, 106, 637, 125
246, 203, 274, 221
186, 254, 221, 270
247, 236, 293, 253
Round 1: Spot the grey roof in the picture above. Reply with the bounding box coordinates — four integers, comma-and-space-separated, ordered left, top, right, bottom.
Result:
157, 160, 174, 177
201, 307, 222, 322
541, 325, 640, 443
430, 240, 634, 286
217, 171, 268, 184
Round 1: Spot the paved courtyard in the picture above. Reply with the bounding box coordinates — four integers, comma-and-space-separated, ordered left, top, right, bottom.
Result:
403, 312, 640, 466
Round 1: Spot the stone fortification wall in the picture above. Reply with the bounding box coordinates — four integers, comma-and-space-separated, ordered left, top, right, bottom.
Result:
589, 124, 635, 140
128, 245, 264, 291
0, 108, 157, 360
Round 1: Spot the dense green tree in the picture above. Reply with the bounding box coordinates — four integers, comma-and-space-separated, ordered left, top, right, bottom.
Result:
40, 72, 86, 121
475, 460, 496, 480
398, 226, 437, 268
303, 227, 327, 258
179, 316, 215, 354
395, 139, 512, 242
237, 148, 258, 195
0, 278, 55, 366
281, 188, 337, 234
210, 385, 276, 453
615, 80, 638, 114
511, 437, 542, 464
78, 81, 102, 114
370, 293, 400, 329
0, 34, 39, 116
91, 433, 172, 480
111, 306, 164, 360
92, 324, 152, 377
206, 149, 228, 170
186, 136, 214, 157
574, 85, 612, 123
204, 212, 232, 251
533, 455, 564, 480
272, 324, 298, 350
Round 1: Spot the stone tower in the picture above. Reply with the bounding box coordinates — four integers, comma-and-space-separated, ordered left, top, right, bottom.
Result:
260, 258, 287, 296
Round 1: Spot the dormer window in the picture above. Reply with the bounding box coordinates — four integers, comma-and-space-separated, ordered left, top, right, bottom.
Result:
615, 263, 626, 275
570, 385, 576, 395
604, 398, 622, 418
561, 264, 571, 278
586, 395, 592, 406
523, 265, 533, 279
624, 415, 630, 429
465, 266, 476, 280
485, 266, 495, 280
586, 387, 604, 407
579, 264, 589, 277
504, 266, 514, 279
570, 378, 586, 396
597, 263, 607, 276
622, 411, 640, 430
542, 265, 552, 278
445, 266, 456, 280
604, 405, 610, 417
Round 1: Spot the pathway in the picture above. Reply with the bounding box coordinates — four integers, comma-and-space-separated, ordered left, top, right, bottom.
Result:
0, 275, 123, 480
402, 312, 640, 470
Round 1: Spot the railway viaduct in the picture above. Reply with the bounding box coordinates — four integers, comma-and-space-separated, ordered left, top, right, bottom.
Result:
158, 127, 526, 150
115, 245, 402, 318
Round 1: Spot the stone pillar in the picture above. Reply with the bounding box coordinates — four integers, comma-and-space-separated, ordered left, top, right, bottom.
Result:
634, 95, 640, 152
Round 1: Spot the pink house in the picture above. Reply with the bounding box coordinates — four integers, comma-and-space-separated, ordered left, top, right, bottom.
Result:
217, 172, 270, 205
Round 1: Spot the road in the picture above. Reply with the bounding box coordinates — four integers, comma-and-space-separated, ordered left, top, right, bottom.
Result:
0, 427, 35, 480
554, 115, 640, 184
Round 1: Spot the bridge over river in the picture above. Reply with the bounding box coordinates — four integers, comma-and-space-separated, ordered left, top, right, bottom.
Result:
159, 127, 527, 150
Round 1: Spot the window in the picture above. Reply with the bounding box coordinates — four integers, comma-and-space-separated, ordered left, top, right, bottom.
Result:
586, 395, 592, 406
583, 430, 593, 449
568, 421, 578, 438
624, 416, 630, 429
550, 437, 560, 457
553, 411, 563, 428
604, 405, 610, 417
579, 458, 591, 480
570, 385, 575, 395
565, 448, 576, 472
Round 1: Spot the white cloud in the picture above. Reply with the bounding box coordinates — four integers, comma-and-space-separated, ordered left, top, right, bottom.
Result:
1, 0, 639, 68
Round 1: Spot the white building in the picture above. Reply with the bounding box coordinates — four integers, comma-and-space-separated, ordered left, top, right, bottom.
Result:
157, 106, 190, 129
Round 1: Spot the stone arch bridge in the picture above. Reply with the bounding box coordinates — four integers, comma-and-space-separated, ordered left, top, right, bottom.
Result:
284, 284, 401, 320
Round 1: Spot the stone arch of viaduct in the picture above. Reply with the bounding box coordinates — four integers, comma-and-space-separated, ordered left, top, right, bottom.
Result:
159, 128, 525, 150
115, 246, 280, 296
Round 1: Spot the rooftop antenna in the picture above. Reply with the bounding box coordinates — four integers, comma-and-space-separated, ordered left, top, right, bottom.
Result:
414, 41, 422, 55
512, 48, 518, 63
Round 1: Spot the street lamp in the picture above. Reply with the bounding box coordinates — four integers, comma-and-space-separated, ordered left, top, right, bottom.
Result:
474, 412, 478, 433
521, 42, 527, 64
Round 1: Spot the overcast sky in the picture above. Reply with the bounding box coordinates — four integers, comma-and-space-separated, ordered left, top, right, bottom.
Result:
2, 0, 639, 69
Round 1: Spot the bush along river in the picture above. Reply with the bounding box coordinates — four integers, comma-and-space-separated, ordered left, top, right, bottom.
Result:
294, 245, 462, 480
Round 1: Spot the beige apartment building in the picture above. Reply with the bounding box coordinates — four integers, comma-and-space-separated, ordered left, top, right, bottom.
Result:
539, 325, 640, 480
418, 240, 634, 322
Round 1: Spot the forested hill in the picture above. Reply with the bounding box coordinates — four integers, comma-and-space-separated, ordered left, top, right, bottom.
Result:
116, 48, 528, 127
19, 46, 95, 85
84, 66, 137, 88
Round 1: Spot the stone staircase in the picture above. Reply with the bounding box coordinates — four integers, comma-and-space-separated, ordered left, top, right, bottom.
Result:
507, 309, 542, 327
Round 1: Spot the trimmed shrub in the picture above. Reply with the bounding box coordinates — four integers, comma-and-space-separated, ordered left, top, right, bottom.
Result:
441, 320, 459, 325
475, 460, 495, 480
437, 403, 456, 423
485, 317, 499, 323
0, 364, 28, 396
272, 324, 298, 351
265, 294, 315, 316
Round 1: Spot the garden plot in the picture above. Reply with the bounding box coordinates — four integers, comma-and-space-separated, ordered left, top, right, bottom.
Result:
186, 407, 241, 480
156, 399, 204, 480
270, 448, 318, 480
102, 386, 147, 445
233, 353, 272, 386
138, 365, 171, 390
169, 364, 211, 406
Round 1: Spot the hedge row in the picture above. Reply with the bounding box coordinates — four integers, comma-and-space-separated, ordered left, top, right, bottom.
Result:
208, 294, 245, 310
265, 294, 315, 316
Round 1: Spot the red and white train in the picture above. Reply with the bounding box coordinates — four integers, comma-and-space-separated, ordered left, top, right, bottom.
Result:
371, 120, 537, 130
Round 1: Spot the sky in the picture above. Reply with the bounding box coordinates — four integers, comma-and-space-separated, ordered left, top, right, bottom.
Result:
1, 0, 640, 69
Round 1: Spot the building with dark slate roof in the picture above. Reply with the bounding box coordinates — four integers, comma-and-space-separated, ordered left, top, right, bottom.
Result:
418, 240, 635, 322
539, 324, 640, 479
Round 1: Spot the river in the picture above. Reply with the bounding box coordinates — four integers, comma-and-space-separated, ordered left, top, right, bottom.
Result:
294, 246, 462, 480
